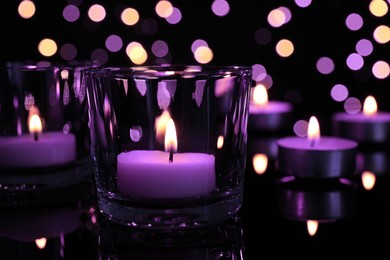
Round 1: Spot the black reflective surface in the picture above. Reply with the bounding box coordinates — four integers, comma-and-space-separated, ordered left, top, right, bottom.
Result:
1, 133, 390, 259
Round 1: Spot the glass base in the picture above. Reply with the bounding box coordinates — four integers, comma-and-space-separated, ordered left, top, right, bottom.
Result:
98, 213, 244, 259
97, 190, 243, 230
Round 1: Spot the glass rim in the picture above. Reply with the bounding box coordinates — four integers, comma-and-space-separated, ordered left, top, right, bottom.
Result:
84, 63, 252, 78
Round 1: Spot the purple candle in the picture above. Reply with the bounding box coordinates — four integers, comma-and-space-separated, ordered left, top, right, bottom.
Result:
248, 84, 293, 132
277, 116, 358, 178
332, 95, 390, 144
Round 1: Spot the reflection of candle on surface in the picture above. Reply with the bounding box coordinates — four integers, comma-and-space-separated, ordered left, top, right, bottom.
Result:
306, 220, 319, 237
117, 118, 216, 199
248, 84, 293, 132
277, 116, 358, 178
332, 95, 390, 144
0, 110, 76, 168
361, 171, 376, 191
277, 177, 357, 236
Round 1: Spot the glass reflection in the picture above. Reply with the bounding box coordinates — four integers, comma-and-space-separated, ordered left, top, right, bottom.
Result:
98, 214, 244, 260
276, 176, 357, 236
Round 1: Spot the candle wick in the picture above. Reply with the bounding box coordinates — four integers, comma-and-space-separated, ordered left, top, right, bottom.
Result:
34, 132, 39, 142
169, 150, 173, 163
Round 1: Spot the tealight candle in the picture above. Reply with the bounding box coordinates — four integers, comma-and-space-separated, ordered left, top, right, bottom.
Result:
0, 110, 76, 168
277, 116, 358, 178
117, 118, 216, 199
248, 84, 293, 133
332, 95, 390, 145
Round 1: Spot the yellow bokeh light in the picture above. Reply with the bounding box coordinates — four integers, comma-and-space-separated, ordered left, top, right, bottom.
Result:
155, 0, 173, 18
194, 46, 213, 64
38, 38, 58, 57
121, 8, 139, 26
372, 60, 390, 79
267, 8, 286, 28
373, 25, 390, 44
18, 0, 36, 19
275, 39, 294, 57
126, 43, 148, 65
369, 0, 388, 17
88, 4, 106, 22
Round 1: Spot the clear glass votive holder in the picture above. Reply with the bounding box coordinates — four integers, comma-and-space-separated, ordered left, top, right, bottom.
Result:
0, 61, 93, 195
86, 64, 252, 229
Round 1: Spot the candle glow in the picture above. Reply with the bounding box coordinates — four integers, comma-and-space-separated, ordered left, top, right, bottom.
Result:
29, 114, 42, 134
253, 153, 268, 175
306, 220, 319, 236
363, 95, 378, 116
165, 118, 177, 154
252, 83, 268, 106
362, 170, 376, 190
307, 116, 320, 145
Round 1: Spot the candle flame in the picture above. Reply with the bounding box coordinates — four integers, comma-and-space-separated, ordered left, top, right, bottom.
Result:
29, 114, 42, 134
217, 135, 224, 149
165, 118, 177, 153
306, 220, 319, 236
362, 171, 376, 191
252, 83, 268, 106
155, 110, 171, 143
253, 153, 268, 175
35, 237, 47, 249
363, 95, 377, 116
307, 116, 320, 144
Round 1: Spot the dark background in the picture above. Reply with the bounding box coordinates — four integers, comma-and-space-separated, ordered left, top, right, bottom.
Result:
1, 0, 389, 132
0, 1, 389, 259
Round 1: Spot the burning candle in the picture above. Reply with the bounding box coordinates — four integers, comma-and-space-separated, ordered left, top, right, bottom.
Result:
332, 95, 390, 145
117, 118, 216, 199
0, 109, 76, 168
248, 84, 293, 133
277, 116, 358, 178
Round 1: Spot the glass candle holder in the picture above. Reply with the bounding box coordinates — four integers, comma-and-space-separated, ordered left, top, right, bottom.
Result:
86, 64, 252, 229
0, 61, 93, 194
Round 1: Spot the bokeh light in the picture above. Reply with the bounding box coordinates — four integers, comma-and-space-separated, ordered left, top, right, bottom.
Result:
343, 97, 361, 114
194, 46, 213, 64
369, 0, 388, 17
345, 13, 363, 31
346, 53, 364, 71
316, 57, 335, 74
293, 120, 308, 137
126, 42, 148, 65
105, 35, 123, 52
275, 39, 294, 58
355, 39, 373, 56
165, 7, 182, 24
38, 38, 58, 57
211, 0, 230, 17
63, 5, 80, 22
18, 0, 36, 19
372, 60, 390, 79
152, 40, 169, 58
295, 0, 312, 8
155, 0, 173, 18
60, 43, 77, 60
330, 84, 349, 102
373, 25, 390, 44
121, 8, 139, 26
88, 4, 106, 22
